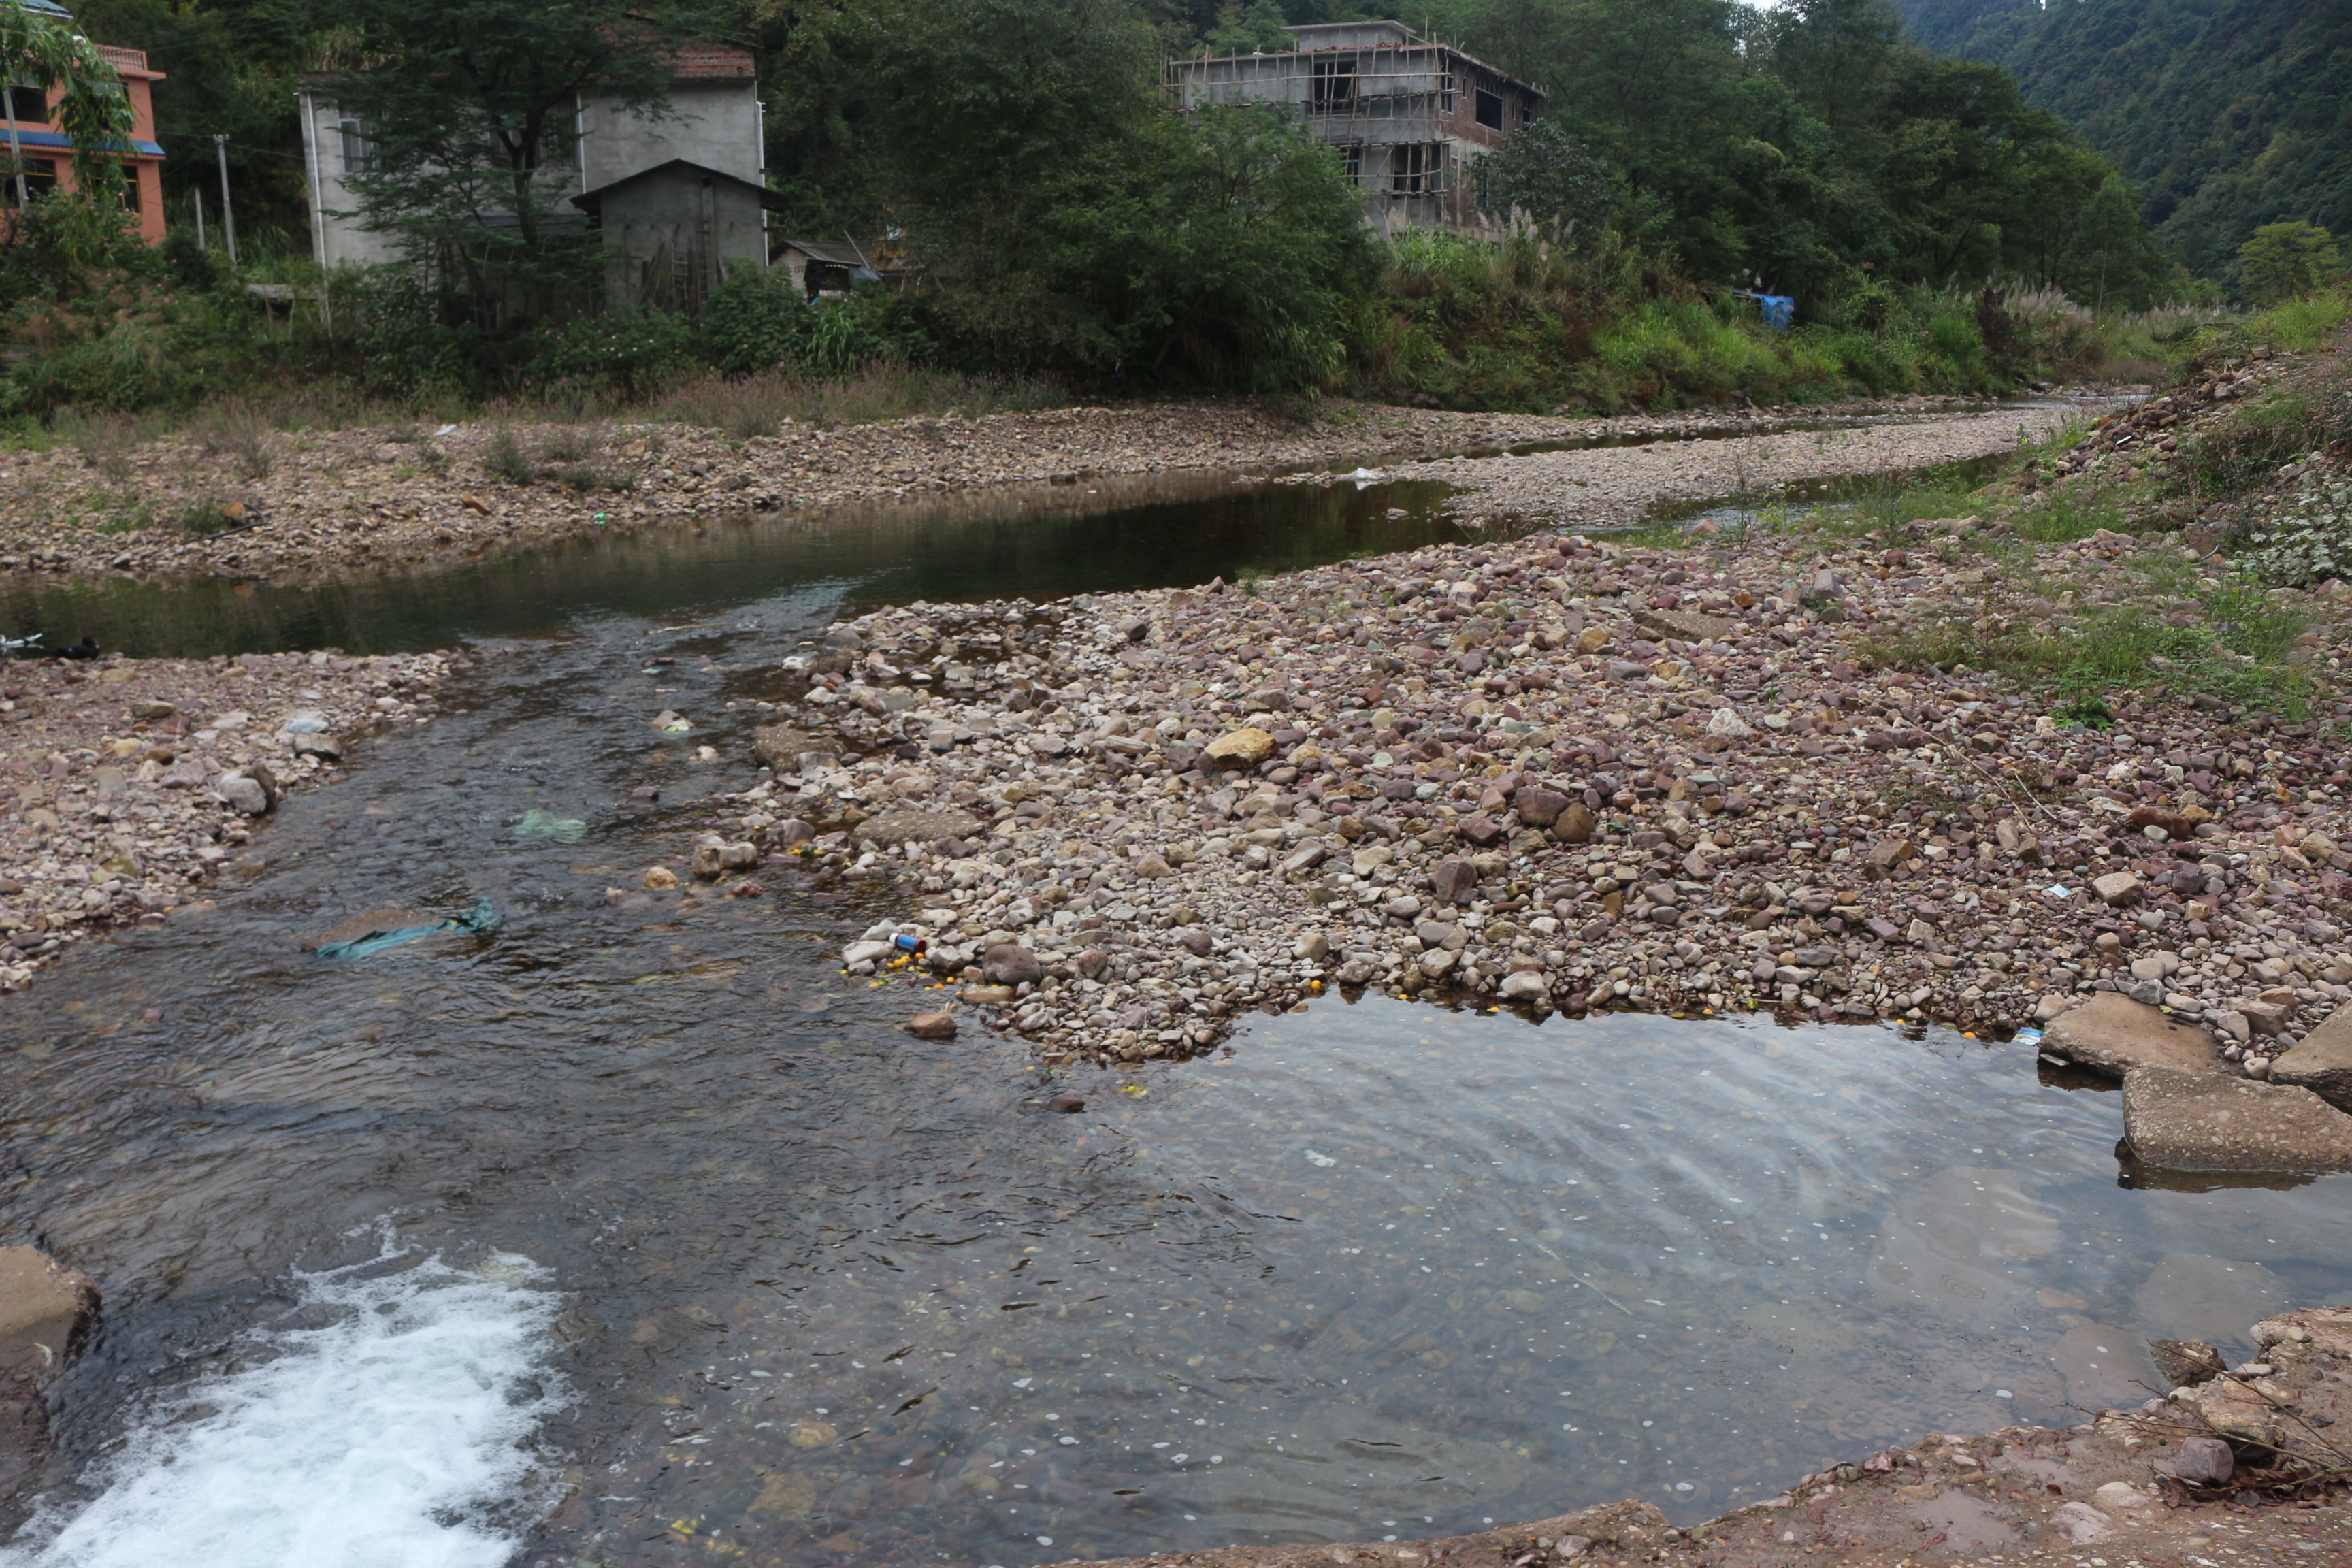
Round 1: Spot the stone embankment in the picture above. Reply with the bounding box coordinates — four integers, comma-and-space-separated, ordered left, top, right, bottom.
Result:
0, 647, 459, 991
1033, 1304, 2352, 1567
0, 394, 2001, 584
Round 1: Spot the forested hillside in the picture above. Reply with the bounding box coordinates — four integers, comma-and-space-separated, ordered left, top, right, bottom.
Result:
1896, 0, 2352, 282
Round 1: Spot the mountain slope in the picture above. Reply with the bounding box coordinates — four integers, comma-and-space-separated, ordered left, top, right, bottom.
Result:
1896, 0, 2352, 281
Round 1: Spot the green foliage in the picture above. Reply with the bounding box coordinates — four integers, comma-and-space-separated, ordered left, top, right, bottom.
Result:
340, 267, 474, 399
1897, 0, 2352, 282
866, 0, 1158, 278
1036, 106, 1373, 389
1422, 0, 2170, 313
2237, 223, 2344, 306
1472, 119, 1616, 232
483, 426, 535, 485
700, 267, 813, 374
1202, 0, 1293, 55
0, 194, 157, 310
530, 311, 695, 399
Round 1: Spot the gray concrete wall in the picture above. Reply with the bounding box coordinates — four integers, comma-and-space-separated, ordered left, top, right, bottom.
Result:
299, 93, 410, 270
597, 175, 766, 307
580, 81, 761, 189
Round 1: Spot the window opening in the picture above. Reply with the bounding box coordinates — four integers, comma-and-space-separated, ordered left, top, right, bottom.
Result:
1390, 142, 1441, 195
1311, 57, 1356, 111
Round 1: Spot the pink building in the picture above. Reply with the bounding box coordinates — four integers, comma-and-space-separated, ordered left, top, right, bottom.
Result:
1, 0, 167, 245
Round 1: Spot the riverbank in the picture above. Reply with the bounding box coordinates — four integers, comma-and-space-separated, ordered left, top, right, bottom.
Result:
0, 393, 2008, 586
0, 647, 459, 992
1043, 1303, 2352, 1567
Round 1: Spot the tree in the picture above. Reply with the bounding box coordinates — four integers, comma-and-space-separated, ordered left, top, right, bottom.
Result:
1202, 0, 1292, 56
1043, 104, 1371, 388
1472, 117, 1614, 234
0, 3, 135, 214
320, 0, 704, 322
864, 0, 1158, 274
2236, 221, 2341, 304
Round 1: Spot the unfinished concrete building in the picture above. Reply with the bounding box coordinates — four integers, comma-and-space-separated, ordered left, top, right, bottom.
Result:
1164, 21, 1544, 231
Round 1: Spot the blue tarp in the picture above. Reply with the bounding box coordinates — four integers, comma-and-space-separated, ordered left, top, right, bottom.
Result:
1758, 295, 1795, 331
316, 897, 502, 960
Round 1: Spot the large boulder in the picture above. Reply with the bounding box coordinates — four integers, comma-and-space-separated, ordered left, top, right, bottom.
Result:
2270, 1002, 2352, 1113
1431, 858, 1480, 905
1512, 787, 1571, 828
2042, 993, 2218, 1077
981, 943, 1042, 986
2121, 1066, 2352, 1174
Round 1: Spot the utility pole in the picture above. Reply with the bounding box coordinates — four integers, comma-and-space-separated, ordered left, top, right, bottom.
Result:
213, 133, 237, 264
5, 86, 27, 214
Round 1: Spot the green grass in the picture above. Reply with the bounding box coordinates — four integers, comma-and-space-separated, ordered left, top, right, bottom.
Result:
1861, 574, 2317, 719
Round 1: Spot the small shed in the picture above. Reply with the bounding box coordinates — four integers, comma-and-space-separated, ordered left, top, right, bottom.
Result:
572, 158, 783, 310
774, 238, 884, 298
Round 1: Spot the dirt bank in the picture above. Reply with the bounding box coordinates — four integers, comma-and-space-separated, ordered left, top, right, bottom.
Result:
0, 394, 2005, 586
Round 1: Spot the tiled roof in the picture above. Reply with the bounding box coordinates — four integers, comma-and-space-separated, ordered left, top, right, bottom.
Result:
670, 43, 755, 80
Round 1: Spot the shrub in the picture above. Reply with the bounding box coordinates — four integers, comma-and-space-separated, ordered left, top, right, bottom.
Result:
700, 267, 813, 374
532, 309, 693, 398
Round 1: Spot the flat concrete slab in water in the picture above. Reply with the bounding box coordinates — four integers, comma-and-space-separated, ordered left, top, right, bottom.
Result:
2042, 993, 2219, 1077
2123, 1065, 2352, 1173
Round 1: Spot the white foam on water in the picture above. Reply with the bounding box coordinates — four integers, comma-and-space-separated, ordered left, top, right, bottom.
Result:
6, 1248, 566, 1568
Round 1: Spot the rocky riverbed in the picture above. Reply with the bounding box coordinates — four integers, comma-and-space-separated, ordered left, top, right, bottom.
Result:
688, 506, 2352, 1063
0, 647, 459, 991
603, 357, 2352, 1171
2, 394, 2008, 585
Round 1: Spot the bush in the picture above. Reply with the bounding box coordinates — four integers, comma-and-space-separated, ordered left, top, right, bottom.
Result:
700, 267, 813, 374
531, 309, 693, 398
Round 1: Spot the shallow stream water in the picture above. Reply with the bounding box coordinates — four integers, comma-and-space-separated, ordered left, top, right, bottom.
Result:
3, 415, 2347, 1567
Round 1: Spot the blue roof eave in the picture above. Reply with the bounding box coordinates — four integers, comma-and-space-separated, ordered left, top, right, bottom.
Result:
1, 128, 165, 157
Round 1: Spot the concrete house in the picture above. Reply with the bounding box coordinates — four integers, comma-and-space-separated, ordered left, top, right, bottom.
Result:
1, 0, 167, 244
1164, 20, 1543, 231
299, 42, 768, 306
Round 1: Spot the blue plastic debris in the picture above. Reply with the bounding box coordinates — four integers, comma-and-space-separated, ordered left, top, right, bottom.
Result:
316, 896, 502, 959
1758, 295, 1794, 331
513, 808, 588, 844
